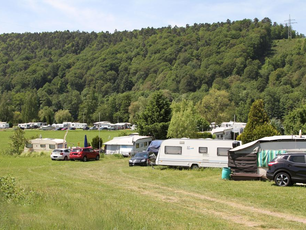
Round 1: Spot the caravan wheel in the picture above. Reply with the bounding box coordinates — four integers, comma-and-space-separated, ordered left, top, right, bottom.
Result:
191, 164, 199, 170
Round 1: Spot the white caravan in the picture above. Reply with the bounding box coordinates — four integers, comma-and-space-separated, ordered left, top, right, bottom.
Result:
156, 138, 240, 169
0, 122, 9, 129
104, 134, 152, 157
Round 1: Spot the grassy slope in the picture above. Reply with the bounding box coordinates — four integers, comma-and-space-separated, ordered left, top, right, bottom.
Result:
1, 154, 306, 229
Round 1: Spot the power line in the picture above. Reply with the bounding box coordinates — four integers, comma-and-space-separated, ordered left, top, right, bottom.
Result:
284, 14, 297, 39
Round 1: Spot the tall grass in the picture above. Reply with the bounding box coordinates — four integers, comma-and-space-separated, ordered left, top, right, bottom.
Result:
1, 154, 306, 229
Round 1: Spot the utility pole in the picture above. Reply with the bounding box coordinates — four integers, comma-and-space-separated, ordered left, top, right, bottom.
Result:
285, 15, 297, 39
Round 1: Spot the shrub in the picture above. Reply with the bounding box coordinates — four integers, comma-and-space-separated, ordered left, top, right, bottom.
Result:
196, 132, 213, 138
0, 176, 25, 202
91, 136, 103, 149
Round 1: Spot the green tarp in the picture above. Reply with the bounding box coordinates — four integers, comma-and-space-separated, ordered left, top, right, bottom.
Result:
257, 150, 287, 167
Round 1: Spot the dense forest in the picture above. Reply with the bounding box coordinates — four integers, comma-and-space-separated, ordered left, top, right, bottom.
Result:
0, 17, 306, 134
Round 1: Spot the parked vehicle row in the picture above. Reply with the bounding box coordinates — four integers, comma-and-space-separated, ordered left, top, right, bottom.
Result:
51, 147, 100, 162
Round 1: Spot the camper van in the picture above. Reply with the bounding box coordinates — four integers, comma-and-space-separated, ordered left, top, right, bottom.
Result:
156, 138, 240, 169
18, 123, 31, 129
104, 135, 152, 157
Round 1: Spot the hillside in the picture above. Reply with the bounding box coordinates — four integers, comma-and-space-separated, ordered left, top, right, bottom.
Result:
0, 17, 305, 131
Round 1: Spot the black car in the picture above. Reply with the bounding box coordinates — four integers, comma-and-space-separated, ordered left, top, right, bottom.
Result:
129, 152, 151, 166
266, 153, 306, 186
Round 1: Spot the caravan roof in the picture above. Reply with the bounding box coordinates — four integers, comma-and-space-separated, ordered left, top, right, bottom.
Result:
104, 135, 151, 146
230, 135, 306, 152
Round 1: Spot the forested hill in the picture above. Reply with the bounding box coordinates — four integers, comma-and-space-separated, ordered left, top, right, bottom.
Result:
0, 17, 306, 128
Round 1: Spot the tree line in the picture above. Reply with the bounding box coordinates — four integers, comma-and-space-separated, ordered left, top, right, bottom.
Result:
0, 17, 306, 138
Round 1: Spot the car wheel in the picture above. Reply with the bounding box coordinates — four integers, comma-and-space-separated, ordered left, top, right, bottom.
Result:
274, 172, 291, 186
83, 156, 87, 162
95, 155, 100, 160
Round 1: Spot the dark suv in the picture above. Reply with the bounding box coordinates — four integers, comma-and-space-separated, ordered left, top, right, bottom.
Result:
266, 153, 306, 186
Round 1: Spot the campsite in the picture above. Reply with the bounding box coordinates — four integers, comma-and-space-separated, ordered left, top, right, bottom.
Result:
1, 130, 306, 229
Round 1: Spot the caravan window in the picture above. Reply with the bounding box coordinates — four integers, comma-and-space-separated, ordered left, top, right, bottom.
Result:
40, 144, 46, 148
165, 146, 182, 155
199, 147, 208, 154
49, 144, 55, 149
136, 143, 139, 148
217, 148, 230, 156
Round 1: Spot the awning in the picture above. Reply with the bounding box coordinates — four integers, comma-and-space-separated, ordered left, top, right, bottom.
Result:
257, 150, 287, 167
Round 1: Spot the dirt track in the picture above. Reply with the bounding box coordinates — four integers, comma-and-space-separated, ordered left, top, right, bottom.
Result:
99, 166, 306, 229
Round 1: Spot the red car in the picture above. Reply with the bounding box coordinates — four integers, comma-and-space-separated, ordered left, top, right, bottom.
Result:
69, 147, 100, 162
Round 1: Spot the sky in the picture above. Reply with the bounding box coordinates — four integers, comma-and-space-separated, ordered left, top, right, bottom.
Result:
0, 0, 305, 35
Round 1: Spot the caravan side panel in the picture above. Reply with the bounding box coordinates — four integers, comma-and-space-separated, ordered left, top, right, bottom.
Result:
156, 139, 237, 168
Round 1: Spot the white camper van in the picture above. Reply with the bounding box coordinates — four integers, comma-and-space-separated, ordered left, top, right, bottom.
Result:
156, 138, 240, 169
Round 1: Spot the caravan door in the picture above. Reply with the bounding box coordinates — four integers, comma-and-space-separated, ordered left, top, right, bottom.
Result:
199, 145, 231, 168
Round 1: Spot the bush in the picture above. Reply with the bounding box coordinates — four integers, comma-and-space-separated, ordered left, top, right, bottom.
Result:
91, 136, 103, 149
0, 176, 25, 202
196, 132, 213, 138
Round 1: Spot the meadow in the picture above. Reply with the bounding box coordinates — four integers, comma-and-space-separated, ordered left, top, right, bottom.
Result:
1, 129, 306, 229
0, 128, 134, 150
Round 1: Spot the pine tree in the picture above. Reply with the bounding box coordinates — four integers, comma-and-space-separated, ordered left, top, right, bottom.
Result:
136, 91, 171, 139
239, 99, 279, 144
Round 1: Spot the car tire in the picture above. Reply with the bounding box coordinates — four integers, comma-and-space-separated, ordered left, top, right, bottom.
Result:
95, 155, 100, 161
83, 156, 87, 162
274, 172, 291, 186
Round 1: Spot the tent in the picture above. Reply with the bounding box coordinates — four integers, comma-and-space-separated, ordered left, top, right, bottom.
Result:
146, 140, 163, 155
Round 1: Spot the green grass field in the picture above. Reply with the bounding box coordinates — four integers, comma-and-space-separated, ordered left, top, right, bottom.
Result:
1, 153, 306, 229
0, 128, 134, 151
1, 129, 306, 229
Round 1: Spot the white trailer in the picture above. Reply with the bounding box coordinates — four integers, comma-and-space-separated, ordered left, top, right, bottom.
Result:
18, 123, 31, 129
0, 122, 9, 129
156, 138, 240, 169
104, 135, 152, 157
70, 122, 87, 129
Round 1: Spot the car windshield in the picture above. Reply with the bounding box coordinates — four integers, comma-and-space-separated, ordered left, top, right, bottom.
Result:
134, 152, 148, 158
53, 149, 61, 153
72, 149, 81, 152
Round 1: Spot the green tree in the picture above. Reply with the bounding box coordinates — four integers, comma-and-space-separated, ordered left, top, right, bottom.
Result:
39, 106, 54, 124
91, 136, 103, 150
197, 89, 234, 124
0, 92, 13, 123
167, 100, 199, 138
54, 110, 73, 123
283, 104, 306, 135
239, 99, 279, 144
21, 91, 39, 122
9, 128, 27, 155
136, 91, 172, 139
128, 97, 147, 124
78, 90, 98, 124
